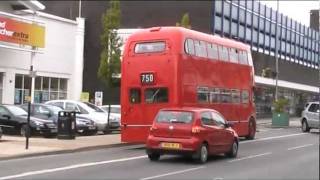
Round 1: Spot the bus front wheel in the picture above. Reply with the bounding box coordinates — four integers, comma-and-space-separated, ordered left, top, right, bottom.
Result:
245, 119, 256, 140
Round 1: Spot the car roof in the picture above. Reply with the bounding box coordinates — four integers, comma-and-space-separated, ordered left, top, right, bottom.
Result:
308, 102, 319, 104
159, 107, 219, 113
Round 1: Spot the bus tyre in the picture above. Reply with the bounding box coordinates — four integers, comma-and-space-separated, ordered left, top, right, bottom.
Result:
148, 152, 160, 161
226, 140, 238, 158
193, 143, 208, 164
301, 119, 310, 132
246, 119, 256, 140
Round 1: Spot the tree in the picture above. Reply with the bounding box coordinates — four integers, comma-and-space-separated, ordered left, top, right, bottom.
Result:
176, 13, 191, 29
98, 0, 122, 87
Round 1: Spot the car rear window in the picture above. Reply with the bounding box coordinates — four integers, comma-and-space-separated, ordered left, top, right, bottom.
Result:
156, 111, 193, 124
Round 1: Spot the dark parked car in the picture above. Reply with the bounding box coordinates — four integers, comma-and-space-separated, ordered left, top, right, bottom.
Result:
21, 103, 97, 135
146, 107, 239, 163
0, 105, 57, 137
0, 126, 2, 140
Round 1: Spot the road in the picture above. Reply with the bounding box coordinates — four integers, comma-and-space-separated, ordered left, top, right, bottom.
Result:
0, 127, 318, 180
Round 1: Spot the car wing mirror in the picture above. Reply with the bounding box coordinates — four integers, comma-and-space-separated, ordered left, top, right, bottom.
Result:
225, 121, 234, 128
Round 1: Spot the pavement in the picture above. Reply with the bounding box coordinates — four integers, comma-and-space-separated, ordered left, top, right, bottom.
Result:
0, 117, 302, 160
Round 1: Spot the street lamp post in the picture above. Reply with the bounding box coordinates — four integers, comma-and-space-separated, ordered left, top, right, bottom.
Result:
275, 0, 279, 101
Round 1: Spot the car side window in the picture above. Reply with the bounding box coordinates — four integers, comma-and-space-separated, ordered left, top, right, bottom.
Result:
308, 104, 319, 113
65, 103, 79, 112
52, 102, 64, 109
200, 112, 215, 126
77, 105, 89, 114
0, 107, 10, 117
212, 112, 226, 127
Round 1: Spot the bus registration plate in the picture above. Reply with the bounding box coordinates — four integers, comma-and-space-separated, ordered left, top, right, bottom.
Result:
161, 142, 181, 149
140, 73, 154, 85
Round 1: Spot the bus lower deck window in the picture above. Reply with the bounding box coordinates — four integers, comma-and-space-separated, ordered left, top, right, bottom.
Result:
145, 88, 168, 103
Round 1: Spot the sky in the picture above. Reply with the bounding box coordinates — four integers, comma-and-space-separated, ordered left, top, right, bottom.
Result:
260, 0, 319, 27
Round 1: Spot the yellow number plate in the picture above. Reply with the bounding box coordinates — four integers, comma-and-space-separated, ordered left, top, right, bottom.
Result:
161, 142, 181, 149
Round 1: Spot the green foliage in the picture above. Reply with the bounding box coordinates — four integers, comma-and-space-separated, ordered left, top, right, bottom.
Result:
176, 13, 191, 29
273, 98, 289, 113
98, 0, 122, 87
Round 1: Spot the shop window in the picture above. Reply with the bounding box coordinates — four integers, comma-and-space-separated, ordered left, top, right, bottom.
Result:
145, 88, 168, 104
35, 76, 42, 90
197, 87, 209, 103
50, 78, 59, 91
129, 88, 141, 104
15, 75, 23, 89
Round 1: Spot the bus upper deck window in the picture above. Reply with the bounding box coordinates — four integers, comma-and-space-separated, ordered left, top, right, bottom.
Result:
145, 88, 168, 104
129, 88, 141, 104
134, 41, 166, 54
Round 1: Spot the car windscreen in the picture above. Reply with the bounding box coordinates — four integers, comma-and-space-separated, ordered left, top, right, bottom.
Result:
156, 111, 193, 124
6, 106, 28, 116
83, 102, 104, 112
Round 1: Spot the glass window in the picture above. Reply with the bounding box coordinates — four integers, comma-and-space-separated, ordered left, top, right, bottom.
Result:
6, 106, 27, 116
195, 40, 207, 58
59, 79, 68, 91
210, 88, 220, 103
242, 90, 249, 104
229, 48, 239, 63
0, 106, 10, 116
201, 112, 215, 126
145, 88, 168, 103
211, 112, 226, 126
129, 88, 140, 104
231, 89, 240, 103
239, 51, 248, 65
43, 77, 49, 91
65, 102, 79, 111
24, 76, 31, 90
156, 111, 193, 124
50, 102, 64, 109
77, 104, 89, 114
207, 43, 218, 60
50, 78, 59, 91
185, 39, 195, 55
83, 102, 104, 112
308, 104, 319, 113
197, 87, 209, 103
221, 89, 231, 103
135, 41, 166, 54
15, 75, 23, 89
35, 76, 42, 90
218, 46, 229, 61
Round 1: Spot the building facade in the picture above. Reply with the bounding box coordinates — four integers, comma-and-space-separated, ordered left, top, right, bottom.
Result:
0, 1, 85, 105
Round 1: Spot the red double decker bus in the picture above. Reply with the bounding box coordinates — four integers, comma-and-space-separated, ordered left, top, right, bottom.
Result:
121, 27, 256, 143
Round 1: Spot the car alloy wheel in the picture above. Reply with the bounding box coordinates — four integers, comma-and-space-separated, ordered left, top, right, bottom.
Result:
194, 144, 208, 164
148, 152, 160, 161
227, 141, 238, 158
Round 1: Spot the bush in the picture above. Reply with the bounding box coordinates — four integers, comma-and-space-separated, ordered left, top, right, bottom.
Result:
273, 98, 289, 113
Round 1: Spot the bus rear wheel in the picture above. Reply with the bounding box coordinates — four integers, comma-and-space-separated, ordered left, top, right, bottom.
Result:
245, 119, 256, 140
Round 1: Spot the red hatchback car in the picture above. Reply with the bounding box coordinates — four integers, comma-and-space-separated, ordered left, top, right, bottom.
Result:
146, 107, 239, 163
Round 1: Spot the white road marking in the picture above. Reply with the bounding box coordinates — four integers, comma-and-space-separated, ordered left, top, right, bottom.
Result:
240, 133, 307, 144
140, 166, 206, 180
287, 144, 314, 151
228, 152, 272, 163
0, 155, 147, 180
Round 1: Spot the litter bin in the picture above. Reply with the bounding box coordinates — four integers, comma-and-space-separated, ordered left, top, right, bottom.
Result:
57, 111, 76, 139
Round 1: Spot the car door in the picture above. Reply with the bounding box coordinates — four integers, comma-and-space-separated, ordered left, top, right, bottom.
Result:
200, 111, 222, 154
211, 111, 234, 152
0, 106, 11, 127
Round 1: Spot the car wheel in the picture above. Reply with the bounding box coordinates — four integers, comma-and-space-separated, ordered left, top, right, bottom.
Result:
193, 143, 208, 164
226, 140, 238, 158
80, 130, 97, 136
20, 124, 28, 137
147, 152, 160, 161
246, 119, 256, 140
302, 119, 310, 132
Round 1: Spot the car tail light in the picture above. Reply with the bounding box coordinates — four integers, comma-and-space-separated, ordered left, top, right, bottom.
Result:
191, 126, 201, 134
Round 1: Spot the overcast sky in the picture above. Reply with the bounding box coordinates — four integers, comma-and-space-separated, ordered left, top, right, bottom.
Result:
260, 0, 319, 27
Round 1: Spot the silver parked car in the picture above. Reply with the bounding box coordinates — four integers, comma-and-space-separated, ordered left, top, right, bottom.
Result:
301, 102, 319, 132
45, 100, 119, 133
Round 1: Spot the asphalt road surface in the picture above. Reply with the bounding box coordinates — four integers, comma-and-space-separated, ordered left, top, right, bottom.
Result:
0, 127, 318, 180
